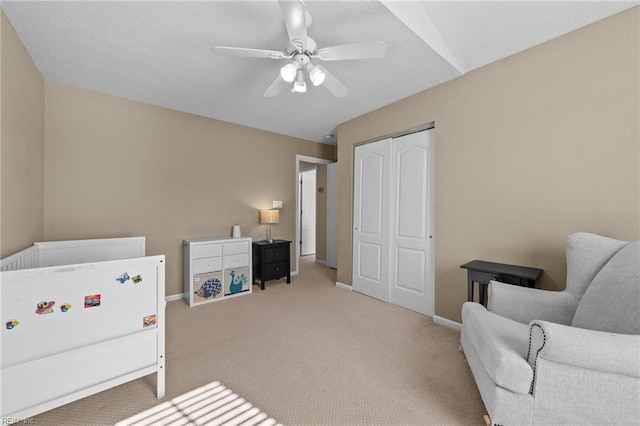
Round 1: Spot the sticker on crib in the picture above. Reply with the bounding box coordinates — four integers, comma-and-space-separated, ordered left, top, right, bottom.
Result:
84, 294, 101, 308
132, 274, 143, 284
5, 320, 19, 330
116, 272, 130, 284
35, 301, 55, 315
60, 303, 72, 312
143, 314, 157, 328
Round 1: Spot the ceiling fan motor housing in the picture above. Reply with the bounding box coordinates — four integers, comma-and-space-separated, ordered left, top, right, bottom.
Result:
286, 36, 317, 57
293, 53, 310, 68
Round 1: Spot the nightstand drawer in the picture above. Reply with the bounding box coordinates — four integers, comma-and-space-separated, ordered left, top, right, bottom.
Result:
223, 253, 249, 269
264, 246, 288, 263
224, 240, 249, 255
193, 256, 223, 274
193, 243, 222, 259
264, 261, 289, 280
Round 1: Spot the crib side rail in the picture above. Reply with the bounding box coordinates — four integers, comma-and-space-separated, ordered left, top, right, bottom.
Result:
0, 245, 39, 272
35, 236, 145, 267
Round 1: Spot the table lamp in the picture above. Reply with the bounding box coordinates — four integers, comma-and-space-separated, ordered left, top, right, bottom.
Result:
259, 209, 279, 243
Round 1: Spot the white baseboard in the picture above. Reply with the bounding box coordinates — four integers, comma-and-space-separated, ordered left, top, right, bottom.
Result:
433, 315, 462, 331
335, 281, 352, 291
166, 293, 184, 302
315, 259, 327, 266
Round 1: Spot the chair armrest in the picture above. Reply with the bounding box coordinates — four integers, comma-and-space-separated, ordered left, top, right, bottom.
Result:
487, 281, 578, 325
528, 320, 640, 379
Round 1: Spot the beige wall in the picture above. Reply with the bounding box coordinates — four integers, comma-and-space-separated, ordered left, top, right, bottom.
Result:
0, 11, 45, 257
337, 7, 640, 322
44, 82, 334, 296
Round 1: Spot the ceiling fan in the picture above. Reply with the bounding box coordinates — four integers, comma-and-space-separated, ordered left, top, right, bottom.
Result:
211, 0, 387, 97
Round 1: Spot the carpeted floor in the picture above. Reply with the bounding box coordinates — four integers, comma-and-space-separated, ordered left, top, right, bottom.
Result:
29, 256, 486, 425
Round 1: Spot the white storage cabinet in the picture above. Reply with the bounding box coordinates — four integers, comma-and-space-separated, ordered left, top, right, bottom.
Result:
183, 236, 252, 306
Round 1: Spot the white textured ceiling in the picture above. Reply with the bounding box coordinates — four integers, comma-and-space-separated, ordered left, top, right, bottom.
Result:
2, 1, 637, 144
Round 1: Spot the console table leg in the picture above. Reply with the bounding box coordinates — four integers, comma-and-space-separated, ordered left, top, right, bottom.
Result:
467, 277, 473, 302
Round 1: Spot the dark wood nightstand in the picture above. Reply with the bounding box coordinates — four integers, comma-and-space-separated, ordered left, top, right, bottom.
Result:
460, 260, 543, 305
252, 239, 291, 290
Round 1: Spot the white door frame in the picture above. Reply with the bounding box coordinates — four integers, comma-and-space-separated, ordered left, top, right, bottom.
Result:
294, 155, 333, 276
327, 162, 338, 269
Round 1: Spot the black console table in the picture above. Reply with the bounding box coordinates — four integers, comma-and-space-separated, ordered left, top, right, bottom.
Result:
460, 260, 543, 305
252, 239, 291, 290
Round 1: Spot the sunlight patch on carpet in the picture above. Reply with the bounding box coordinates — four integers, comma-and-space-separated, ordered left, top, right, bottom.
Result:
115, 381, 281, 426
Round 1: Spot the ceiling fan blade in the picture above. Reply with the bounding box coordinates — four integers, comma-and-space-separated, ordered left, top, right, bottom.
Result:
315, 65, 348, 97
315, 40, 387, 61
279, 0, 308, 49
211, 46, 286, 60
264, 74, 287, 97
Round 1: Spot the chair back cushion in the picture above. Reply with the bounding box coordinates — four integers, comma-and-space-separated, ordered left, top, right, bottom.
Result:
571, 241, 640, 334
565, 232, 628, 300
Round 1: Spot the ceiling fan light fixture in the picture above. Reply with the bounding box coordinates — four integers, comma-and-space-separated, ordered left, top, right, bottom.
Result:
308, 66, 325, 86
292, 80, 307, 93
280, 62, 297, 82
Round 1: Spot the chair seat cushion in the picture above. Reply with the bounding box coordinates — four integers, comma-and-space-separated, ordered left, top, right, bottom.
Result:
462, 302, 533, 394
572, 242, 640, 334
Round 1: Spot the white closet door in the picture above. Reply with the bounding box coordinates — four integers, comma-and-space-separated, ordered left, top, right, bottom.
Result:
352, 138, 391, 301
327, 162, 338, 269
389, 130, 434, 316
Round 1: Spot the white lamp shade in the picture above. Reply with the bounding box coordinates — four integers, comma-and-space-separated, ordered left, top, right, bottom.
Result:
260, 210, 280, 224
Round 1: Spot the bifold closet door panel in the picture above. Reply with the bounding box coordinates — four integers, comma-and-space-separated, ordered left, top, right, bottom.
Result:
389, 130, 434, 316
352, 138, 392, 301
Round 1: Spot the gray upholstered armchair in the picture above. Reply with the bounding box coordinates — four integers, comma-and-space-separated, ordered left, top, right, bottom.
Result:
461, 232, 640, 425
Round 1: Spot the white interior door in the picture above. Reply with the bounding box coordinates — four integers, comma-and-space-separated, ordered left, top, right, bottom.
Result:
327, 162, 338, 269
352, 138, 391, 301
300, 169, 316, 256
389, 130, 434, 316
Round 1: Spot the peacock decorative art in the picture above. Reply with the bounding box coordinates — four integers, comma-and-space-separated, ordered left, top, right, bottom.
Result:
228, 270, 248, 294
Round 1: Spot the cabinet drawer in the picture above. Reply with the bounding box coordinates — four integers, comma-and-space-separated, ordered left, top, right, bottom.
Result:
193, 243, 222, 259
193, 256, 223, 274
223, 253, 249, 269
264, 261, 289, 280
224, 240, 249, 255
264, 246, 288, 263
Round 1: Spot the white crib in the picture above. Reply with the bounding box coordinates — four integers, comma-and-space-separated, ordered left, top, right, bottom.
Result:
0, 237, 165, 421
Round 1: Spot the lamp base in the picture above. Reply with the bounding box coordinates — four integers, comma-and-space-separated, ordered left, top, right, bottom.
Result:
266, 223, 275, 243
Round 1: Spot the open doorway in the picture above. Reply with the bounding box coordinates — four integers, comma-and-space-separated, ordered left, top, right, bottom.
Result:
294, 155, 333, 277
299, 167, 317, 257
